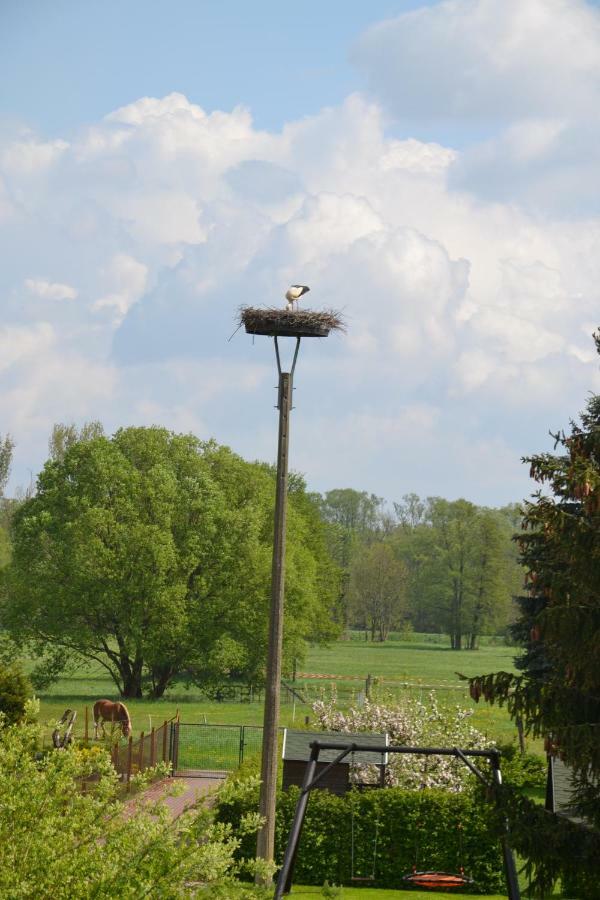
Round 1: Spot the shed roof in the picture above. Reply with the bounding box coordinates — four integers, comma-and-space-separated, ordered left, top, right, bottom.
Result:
282, 729, 388, 765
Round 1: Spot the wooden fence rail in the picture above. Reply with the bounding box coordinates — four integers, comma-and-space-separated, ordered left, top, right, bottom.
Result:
109, 714, 179, 791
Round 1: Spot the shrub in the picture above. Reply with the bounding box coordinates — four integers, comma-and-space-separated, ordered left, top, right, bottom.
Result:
0, 715, 271, 897
0, 663, 31, 724
312, 692, 491, 791
495, 742, 546, 790
216, 775, 506, 894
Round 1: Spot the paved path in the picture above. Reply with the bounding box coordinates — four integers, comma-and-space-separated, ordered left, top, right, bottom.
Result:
130, 773, 226, 819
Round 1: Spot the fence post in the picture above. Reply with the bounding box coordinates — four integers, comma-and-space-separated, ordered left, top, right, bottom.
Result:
138, 732, 145, 773
169, 721, 180, 774
84, 706, 89, 743
239, 726, 245, 767
162, 720, 168, 764
126, 736, 133, 792
173, 721, 179, 773
150, 727, 156, 767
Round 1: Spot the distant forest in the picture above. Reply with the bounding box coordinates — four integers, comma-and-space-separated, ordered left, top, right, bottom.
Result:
313, 488, 522, 648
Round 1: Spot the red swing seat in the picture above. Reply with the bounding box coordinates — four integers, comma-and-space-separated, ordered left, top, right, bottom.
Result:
403, 866, 472, 890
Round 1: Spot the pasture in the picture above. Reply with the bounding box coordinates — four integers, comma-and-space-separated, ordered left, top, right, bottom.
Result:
35, 634, 527, 752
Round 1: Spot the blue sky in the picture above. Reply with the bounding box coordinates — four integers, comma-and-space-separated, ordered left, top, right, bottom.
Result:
1, 0, 600, 506
1, 1, 422, 134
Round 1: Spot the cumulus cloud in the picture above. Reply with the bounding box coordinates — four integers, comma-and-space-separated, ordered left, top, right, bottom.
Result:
0, 72, 599, 503
353, 0, 600, 123
353, 0, 600, 215
25, 278, 78, 301
93, 254, 148, 323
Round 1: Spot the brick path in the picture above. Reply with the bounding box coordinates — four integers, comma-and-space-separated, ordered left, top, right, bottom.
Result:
130, 773, 226, 819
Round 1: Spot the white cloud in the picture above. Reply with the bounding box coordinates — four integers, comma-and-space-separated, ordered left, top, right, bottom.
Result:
0, 79, 599, 503
1, 137, 69, 174
0, 322, 55, 374
25, 278, 78, 301
353, 0, 600, 122
93, 254, 148, 322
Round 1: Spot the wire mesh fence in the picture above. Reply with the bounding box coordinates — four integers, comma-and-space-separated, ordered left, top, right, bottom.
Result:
174, 723, 282, 777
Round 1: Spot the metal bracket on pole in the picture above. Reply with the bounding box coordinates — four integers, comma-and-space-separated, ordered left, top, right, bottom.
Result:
274, 337, 301, 410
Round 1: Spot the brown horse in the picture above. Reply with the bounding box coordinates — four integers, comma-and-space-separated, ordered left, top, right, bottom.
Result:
93, 699, 132, 739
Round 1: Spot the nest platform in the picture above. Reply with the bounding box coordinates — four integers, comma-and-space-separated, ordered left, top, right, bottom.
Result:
240, 306, 344, 338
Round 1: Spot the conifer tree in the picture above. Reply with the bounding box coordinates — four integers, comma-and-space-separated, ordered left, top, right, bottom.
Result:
467, 332, 600, 828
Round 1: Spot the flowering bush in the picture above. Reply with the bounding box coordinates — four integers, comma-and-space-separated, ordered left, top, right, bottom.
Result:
312, 691, 492, 791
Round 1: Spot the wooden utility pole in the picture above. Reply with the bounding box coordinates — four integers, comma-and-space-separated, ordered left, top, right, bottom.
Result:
256, 368, 292, 869
238, 306, 341, 886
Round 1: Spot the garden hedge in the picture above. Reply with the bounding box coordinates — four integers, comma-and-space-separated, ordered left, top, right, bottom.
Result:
217, 783, 506, 893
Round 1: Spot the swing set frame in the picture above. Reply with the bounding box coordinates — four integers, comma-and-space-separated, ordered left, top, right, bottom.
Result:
273, 741, 521, 900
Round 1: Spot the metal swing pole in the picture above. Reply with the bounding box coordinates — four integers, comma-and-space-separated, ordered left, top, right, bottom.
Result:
490, 751, 521, 900
256, 337, 301, 877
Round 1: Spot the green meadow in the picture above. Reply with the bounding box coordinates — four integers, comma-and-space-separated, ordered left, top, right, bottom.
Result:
35, 635, 527, 751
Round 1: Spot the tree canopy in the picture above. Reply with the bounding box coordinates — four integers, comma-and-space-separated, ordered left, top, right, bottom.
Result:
2, 427, 339, 697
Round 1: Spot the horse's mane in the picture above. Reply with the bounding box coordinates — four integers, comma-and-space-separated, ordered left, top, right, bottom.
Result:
119, 701, 132, 730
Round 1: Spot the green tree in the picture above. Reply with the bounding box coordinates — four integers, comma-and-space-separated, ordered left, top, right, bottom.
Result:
0, 433, 14, 497
183, 448, 339, 692
316, 488, 385, 625
349, 542, 408, 641
392, 497, 514, 647
467, 333, 600, 824
465, 509, 513, 649
0, 664, 31, 724
48, 420, 104, 462
0, 434, 15, 566
4, 428, 337, 698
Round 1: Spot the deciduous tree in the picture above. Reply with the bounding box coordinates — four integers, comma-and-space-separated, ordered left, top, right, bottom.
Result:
4, 428, 338, 698
349, 542, 407, 641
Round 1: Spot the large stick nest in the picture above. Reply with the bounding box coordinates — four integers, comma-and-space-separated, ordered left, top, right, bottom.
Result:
240, 306, 345, 338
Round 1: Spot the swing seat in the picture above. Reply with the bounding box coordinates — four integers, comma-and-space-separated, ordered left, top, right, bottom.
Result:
402, 869, 473, 890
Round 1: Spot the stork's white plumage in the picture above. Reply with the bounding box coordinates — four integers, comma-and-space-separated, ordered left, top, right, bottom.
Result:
285, 284, 310, 311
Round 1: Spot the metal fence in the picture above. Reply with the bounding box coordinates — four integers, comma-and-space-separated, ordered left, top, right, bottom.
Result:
173, 723, 281, 777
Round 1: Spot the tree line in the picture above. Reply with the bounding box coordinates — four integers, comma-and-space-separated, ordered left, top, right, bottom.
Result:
0, 423, 523, 700
314, 488, 522, 648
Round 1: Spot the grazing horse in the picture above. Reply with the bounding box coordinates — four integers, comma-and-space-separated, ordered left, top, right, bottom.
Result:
93, 699, 132, 739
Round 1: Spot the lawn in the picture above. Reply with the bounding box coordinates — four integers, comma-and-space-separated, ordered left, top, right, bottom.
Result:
35, 635, 530, 753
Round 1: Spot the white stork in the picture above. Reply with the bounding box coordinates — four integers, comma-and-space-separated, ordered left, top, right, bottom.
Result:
285, 284, 310, 312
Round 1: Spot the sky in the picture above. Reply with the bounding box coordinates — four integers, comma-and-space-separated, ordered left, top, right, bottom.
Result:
1, 0, 600, 506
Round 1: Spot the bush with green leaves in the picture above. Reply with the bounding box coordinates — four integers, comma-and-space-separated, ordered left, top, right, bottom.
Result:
215, 773, 506, 893
0, 706, 272, 898
0, 663, 31, 724
494, 742, 546, 790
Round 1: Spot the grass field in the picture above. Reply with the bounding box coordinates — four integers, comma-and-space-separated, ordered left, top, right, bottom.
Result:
34, 636, 529, 756
32, 638, 554, 896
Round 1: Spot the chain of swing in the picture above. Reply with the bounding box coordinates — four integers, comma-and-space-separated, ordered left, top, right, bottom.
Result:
349, 751, 472, 890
